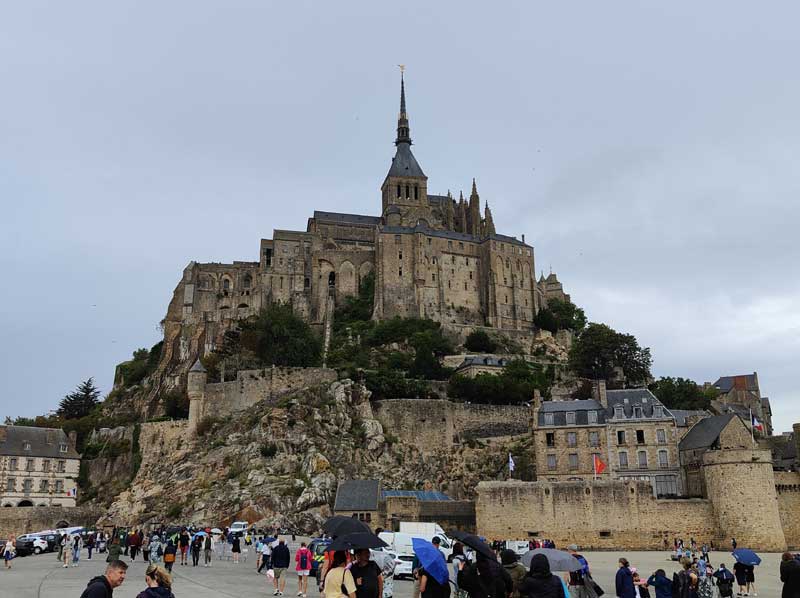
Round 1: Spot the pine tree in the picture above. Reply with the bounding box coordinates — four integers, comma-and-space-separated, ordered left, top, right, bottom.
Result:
58, 378, 101, 420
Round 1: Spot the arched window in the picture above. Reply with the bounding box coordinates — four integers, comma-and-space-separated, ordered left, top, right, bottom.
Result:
222, 278, 230, 291
414, 185, 419, 200
243, 274, 252, 289
405, 185, 409, 198
396, 184, 401, 198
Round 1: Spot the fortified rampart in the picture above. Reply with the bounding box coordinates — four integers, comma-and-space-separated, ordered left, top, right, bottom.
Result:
0, 505, 104, 538
187, 365, 337, 431
775, 471, 800, 549
477, 448, 788, 551
373, 399, 530, 450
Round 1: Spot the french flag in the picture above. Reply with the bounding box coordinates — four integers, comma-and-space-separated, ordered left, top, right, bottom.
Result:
751, 413, 764, 433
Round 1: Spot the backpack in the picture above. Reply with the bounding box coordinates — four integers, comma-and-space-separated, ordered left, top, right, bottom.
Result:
300, 550, 308, 570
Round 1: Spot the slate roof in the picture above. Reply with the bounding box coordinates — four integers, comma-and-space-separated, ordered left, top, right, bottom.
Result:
713, 374, 758, 393
190, 359, 206, 373
678, 414, 736, 451
537, 389, 673, 427
538, 399, 606, 426
670, 409, 710, 427
0, 426, 80, 459
606, 389, 669, 419
427, 194, 448, 205
490, 233, 530, 248
334, 479, 381, 512
313, 211, 382, 226
386, 143, 426, 178
382, 490, 452, 501
381, 225, 480, 243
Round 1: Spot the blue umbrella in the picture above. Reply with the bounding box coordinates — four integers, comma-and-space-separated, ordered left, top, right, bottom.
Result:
412, 538, 449, 586
193, 531, 207, 539
732, 549, 761, 566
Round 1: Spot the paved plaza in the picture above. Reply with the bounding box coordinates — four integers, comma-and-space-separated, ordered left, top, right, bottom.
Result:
2, 542, 787, 598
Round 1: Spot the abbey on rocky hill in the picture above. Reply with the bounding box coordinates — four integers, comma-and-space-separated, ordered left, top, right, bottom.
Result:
166, 74, 569, 366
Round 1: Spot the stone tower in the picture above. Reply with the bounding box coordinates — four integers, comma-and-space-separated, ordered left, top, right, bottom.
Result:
702, 448, 786, 551
794, 423, 800, 470
187, 358, 207, 433
380, 72, 430, 225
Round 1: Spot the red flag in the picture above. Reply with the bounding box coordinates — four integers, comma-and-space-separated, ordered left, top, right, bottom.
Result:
593, 454, 607, 475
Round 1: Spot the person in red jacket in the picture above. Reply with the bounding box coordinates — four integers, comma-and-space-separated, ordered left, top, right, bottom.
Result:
295, 542, 313, 597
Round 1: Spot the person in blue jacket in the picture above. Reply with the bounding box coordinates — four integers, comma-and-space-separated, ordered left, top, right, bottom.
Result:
615, 558, 635, 598
646, 569, 673, 598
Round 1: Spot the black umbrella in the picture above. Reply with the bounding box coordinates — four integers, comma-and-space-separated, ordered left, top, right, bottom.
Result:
322, 516, 372, 538
328, 532, 388, 552
449, 530, 496, 560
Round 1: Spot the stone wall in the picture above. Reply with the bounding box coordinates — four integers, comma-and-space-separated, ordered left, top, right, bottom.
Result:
476, 480, 716, 548
775, 471, 800, 549
373, 399, 530, 450
193, 367, 337, 425
0, 505, 103, 538
384, 495, 476, 532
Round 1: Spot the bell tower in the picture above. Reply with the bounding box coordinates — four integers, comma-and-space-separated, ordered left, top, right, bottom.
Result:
381, 69, 430, 225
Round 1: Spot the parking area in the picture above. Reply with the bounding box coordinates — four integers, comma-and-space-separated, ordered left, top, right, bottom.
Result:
2, 545, 786, 598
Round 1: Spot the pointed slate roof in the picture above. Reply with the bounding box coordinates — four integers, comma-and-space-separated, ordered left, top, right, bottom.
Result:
190, 359, 206, 373
679, 414, 736, 451
386, 142, 425, 178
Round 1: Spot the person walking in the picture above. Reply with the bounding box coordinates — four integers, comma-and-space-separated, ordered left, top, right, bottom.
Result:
72, 533, 83, 567
646, 569, 672, 598
632, 571, 650, 598
780, 552, 800, 598
451, 543, 467, 598
419, 564, 450, 598
674, 559, 698, 598
203, 534, 213, 567
732, 561, 748, 596
350, 548, 383, 598
500, 550, 526, 598
191, 535, 202, 566
149, 536, 162, 564
86, 534, 96, 561
565, 545, 590, 598
162, 540, 177, 573
517, 553, 565, 598
107, 536, 123, 563
259, 537, 273, 573
713, 564, 734, 598
322, 550, 357, 598
271, 538, 291, 595
177, 529, 190, 566
745, 564, 757, 597
141, 535, 150, 563
295, 541, 313, 597
136, 564, 175, 598
3, 536, 15, 570
231, 533, 242, 564
615, 558, 636, 598
79, 560, 128, 598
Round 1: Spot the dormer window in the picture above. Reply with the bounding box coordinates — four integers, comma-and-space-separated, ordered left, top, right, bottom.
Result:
633, 407, 643, 418
59, 443, 68, 453
588, 411, 598, 424
23, 442, 31, 451
653, 406, 664, 418
566, 412, 576, 425
614, 406, 624, 419
544, 413, 554, 426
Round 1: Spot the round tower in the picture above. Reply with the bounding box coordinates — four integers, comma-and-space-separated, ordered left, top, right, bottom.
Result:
793, 423, 800, 470
187, 358, 207, 433
702, 448, 785, 551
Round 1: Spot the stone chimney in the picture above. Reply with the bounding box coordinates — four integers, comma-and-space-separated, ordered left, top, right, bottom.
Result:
592, 380, 608, 409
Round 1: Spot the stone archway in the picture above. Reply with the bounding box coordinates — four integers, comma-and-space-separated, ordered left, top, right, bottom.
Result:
17, 500, 33, 507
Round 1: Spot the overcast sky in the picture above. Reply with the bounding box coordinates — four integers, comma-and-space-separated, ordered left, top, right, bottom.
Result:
1, 2, 798, 432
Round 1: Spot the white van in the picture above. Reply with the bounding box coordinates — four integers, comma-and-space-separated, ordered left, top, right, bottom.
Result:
378, 531, 453, 562
230, 521, 249, 536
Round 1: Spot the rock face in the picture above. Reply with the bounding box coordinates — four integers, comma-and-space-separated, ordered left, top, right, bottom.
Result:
96, 378, 534, 530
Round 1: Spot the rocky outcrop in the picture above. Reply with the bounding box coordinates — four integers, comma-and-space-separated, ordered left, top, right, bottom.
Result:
95, 378, 531, 531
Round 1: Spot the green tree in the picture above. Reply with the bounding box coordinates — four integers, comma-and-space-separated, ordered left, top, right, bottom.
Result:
464, 330, 497, 353
649, 377, 718, 411
58, 378, 101, 420
547, 298, 587, 332
533, 308, 558, 333
240, 303, 322, 367
568, 323, 652, 385
409, 330, 454, 380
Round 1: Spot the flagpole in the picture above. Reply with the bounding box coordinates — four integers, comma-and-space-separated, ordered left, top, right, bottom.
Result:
750, 409, 755, 446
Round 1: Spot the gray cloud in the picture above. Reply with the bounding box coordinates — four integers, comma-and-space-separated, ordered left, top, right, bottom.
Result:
1, 2, 798, 431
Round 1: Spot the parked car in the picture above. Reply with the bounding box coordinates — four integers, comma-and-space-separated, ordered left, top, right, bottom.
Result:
15, 536, 49, 556
393, 554, 414, 579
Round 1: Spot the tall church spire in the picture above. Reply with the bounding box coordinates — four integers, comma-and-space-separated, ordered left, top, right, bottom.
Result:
395, 70, 411, 146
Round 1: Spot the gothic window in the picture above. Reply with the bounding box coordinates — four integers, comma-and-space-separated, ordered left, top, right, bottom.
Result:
223, 279, 230, 291
525, 299, 528, 306
397, 184, 401, 198
243, 275, 252, 289
414, 185, 419, 200
405, 185, 409, 198
505, 259, 510, 269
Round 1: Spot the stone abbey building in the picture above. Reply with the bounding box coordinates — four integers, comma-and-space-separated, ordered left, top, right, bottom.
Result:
165, 75, 568, 373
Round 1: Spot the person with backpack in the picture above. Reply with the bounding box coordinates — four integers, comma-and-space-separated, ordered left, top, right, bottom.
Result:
646, 569, 672, 598
565, 545, 590, 598
712, 564, 734, 598
672, 560, 698, 598
296, 541, 313, 597
162, 540, 177, 573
